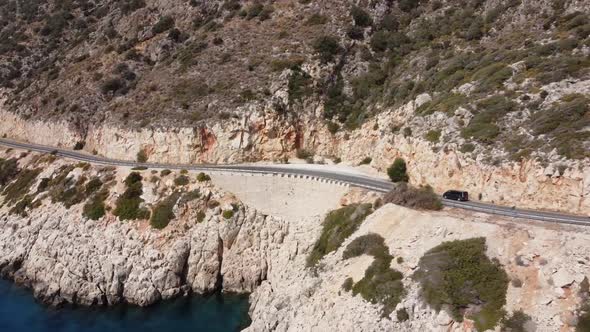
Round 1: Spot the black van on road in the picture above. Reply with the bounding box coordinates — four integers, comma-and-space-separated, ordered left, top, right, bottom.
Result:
443, 190, 469, 202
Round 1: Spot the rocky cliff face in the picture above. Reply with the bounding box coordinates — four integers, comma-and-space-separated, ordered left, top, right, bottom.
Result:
0, 150, 287, 306
2, 92, 588, 216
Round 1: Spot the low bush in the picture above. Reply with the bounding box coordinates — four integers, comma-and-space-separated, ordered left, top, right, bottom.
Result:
384, 183, 442, 211
425, 130, 441, 143
2, 168, 41, 205
161, 169, 172, 176
113, 172, 150, 221
9, 195, 39, 217
178, 189, 200, 205
359, 157, 372, 165
578, 301, 590, 332
500, 310, 532, 332
222, 210, 234, 219
0, 158, 19, 187
416, 93, 466, 116
150, 192, 180, 229
84, 178, 103, 195
350, 6, 372, 27
462, 95, 517, 144
100, 77, 126, 95
152, 16, 174, 34
288, 67, 313, 104
83, 189, 109, 220
531, 94, 590, 159
344, 233, 405, 317
196, 172, 211, 182
387, 158, 409, 183
343, 233, 388, 259
414, 238, 508, 331
306, 204, 373, 267
119, 0, 146, 15
460, 143, 476, 153
174, 175, 190, 186
196, 210, 206, 223
136, 149, 148, 163
312, 36, 341, 63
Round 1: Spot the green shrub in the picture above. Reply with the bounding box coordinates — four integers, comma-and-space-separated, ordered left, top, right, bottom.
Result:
179, 190, 200, 205
384, 183, 443, 211
344, 233, 405, 318
2, 169, 41, 205
296, 149, 314, 160
343, 233, 388, 259
578, 302, 590, 332
387, 158, 409, 183
161, 169, 172, 176
530, 94, 589, 159
288, 67, 313, 103
326, 121, 340, 134
461, 95, 517, 144
312, 36, 341, 63
114, 172, 150, 221
222, 210, 234, 219
150, 192, 180, 229
472, 63, 512, 92
500, 310, 532, 332
359, 157, 372, 165
460, 143, 476, 153
100, 77, 126, 95
83, 189, 109, 220
152, 16, 175, 34
397, 257, 404, 264
245, 3, 263, 19
306, 204, 373, 267
350, 6, 372, 27
197, 172, 211, 182
9, 195, 39, 217
84, 178, 103, 195
425, 130, 441, 143
403, 127, 412, 138
119, 0, 146, 15
174, 175, 190, 186
136, 149, 148, 163
414, 238, 509, 331
0, 158, 19, 187
197, 210, 206, 223
416, 93, 466, 116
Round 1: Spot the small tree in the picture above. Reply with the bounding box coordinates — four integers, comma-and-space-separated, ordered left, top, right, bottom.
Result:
387, 158, 409, 183
137, 149, 148, 163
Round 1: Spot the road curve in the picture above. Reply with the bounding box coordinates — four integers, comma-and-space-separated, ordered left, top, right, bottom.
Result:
1, 138, 588, 226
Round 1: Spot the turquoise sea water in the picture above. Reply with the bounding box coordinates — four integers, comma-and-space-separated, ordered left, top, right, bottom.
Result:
0, 279, 251, 332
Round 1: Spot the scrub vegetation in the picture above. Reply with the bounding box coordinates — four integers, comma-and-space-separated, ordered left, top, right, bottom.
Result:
306, 204, 373, 267
343, 233, 405, 318
414, 237, 509, 331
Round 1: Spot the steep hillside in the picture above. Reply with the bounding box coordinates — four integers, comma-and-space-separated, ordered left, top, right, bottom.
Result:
1, 0, 589, 212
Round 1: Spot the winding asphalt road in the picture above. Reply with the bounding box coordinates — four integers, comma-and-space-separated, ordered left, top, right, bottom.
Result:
1, 138, 588, 226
